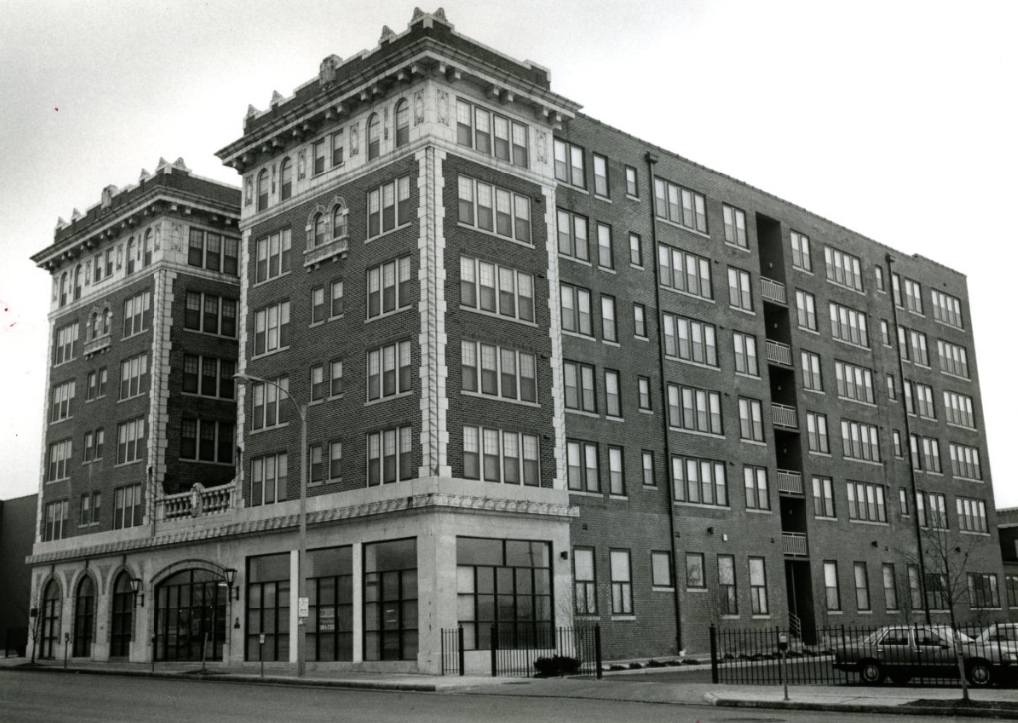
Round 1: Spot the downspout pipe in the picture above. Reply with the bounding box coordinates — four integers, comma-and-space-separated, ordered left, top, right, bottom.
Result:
886, 253, 931, 625
645, 151, 683, 654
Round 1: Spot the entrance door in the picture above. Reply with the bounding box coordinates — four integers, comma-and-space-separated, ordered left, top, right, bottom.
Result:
154, 569, 227, 662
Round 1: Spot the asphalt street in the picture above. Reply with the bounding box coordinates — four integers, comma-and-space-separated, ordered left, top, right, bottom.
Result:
0, 671, 984, 723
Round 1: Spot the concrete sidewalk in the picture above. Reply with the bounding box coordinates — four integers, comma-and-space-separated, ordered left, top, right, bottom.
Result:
3, 655, 1018, 718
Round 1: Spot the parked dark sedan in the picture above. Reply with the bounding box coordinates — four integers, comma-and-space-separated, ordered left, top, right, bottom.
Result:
832, 625, 1013, 687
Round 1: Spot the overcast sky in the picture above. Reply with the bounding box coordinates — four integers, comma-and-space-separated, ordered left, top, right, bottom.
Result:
2, 0, 1016, 508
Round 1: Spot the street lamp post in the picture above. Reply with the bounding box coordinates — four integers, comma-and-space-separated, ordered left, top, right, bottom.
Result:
235, 373, 309, 678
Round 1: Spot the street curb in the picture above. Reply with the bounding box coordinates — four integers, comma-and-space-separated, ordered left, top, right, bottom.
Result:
705, 693, 1018, 719
1, 665, 438, 692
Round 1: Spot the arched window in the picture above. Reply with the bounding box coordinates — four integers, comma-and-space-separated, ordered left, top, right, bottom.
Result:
314, 213, 326, 247
280, 158, 293, 201
89, 311, 99, 341
73, 575, 95, 657
40, 580, 61, 659
73, 265, 82, 301
126, 237, 136, 275
143, 229, 152, 267
257, 169, 269, 211
59, 272, 68, 307
395, 100, 409, 148
367, 113, 380, 160
102, 308, 111, 336
110, 572, 134, 657
332, 206, 347, 240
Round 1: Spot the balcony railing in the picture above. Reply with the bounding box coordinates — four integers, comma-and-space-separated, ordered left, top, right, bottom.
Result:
157, 481, 236, 521
771, 402, 798, 429
782, 532, 809, 557
776, 469, 803, 495
765, 340, 792, 366
760, 277, 787, 304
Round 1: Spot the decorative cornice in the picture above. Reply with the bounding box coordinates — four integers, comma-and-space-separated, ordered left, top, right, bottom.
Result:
27, 492, 578, 565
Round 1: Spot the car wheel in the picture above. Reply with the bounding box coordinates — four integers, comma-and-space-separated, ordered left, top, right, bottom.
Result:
889, 672, 912, 685
860, 661, 885, 685
967, 661, 994, 688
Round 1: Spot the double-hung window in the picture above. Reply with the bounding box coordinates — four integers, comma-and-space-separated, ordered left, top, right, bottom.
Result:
592, 154, 609, 197
841, 420, 881, 463
367, 341, 412, 401
727, 268, 753, 311
812, 476, 835, 518
566, 440, 599, 492
667, 385, 722, 435
790, 231, 811, 271
744, 466, 769, 509
563, 361, 596, 413
658, 245, 712, 299
251, 376, 289, 430
553, 139, 585, 188
556, 209, 588, 261
367, 426, 414, 485
653, 177, 707, 233
733, 333, 758, 376
738, 398, 764, 442
465, 427, 539, 486
663, 313, 718, 366
610, 550, 633, 615
723, 205, 747, 248
671, 456, 727, 506
560, 284, 592, 336
796, 290, 817, 330
462, 341, 537, 403
806, 412, 829, 453
824, 247, 863, 291
461, 177, 532, 243
253, 300, 290, 354
931, 289, 963, 328
460, 257, 534, 323
255, 230, 292, 283
367, 176, 411, 238
367, 257, 412, 319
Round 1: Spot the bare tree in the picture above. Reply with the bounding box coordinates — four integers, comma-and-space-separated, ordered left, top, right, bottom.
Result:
900, 512, 978, 701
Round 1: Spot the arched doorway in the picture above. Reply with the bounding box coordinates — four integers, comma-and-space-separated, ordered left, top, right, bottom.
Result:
154, 569, 227, 662
73, 576, 95, 657
110, 572, 134, 658
40, 580, 61, 659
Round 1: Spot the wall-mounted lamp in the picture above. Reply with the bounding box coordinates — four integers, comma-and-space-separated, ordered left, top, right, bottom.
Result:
129, 577, 145, 607
224, 568, 240, 600
234, 617, 241, 630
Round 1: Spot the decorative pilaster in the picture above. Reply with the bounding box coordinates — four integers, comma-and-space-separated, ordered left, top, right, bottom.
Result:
148, 269, 175, 520
417, 146, 451, 477
543, 185, 567, 489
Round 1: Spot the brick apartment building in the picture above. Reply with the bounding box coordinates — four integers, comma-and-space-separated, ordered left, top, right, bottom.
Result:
26, 9, 1010, 672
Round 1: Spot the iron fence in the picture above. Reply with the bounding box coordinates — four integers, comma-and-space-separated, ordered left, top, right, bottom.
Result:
491, 624, 602, 678
441, 627, 465, 676
710, 622, 1018, 688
